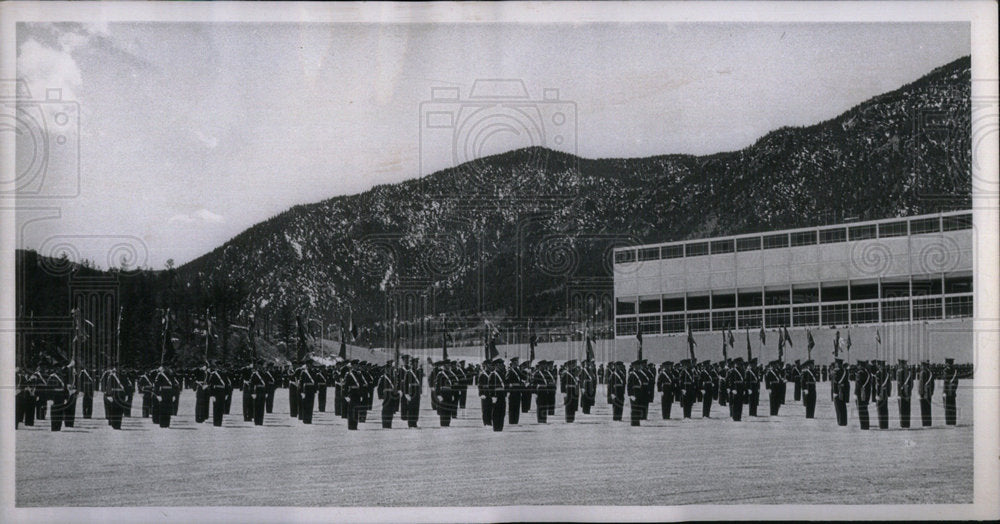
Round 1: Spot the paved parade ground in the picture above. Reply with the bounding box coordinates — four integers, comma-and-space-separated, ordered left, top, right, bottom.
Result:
16, 383, 972, 506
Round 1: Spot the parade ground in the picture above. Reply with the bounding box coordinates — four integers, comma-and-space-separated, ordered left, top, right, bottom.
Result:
16, 382, 972, 506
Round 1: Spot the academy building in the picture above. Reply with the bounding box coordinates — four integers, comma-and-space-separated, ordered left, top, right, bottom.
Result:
612, 210, 974, 363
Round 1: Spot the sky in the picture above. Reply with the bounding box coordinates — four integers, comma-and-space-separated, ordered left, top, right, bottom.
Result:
14, 22, 969, 268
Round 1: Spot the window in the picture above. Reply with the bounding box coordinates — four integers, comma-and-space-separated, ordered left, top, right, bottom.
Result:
881, 281, 910, 299
661, 244, 684, 259
615, 317, 637, 336
790, 230, 817, 247
616, 298, 636, 316
712, 310, 736, 331
663, 314, 686, 334
792, 287, 819, 304
850, 282, 879, 301
765, 288, 791, 305
911, 277, 942, 296
792, 306, 819, 327
944, 274, 973, 294
942, 214, 972, 231
820, 228, 847, 244
882, 299, 910, 322
851, 302, 879, 324
637, 247, 659, 262
639, 297, 661, 314
737, 309, 762, 329
763, 233, 789, 249
879, 221, 908, 238
764, 307, 791, 328
849, 224, 877, 241
710, 239, 735, 254
688, 312, 710, 331
821, 304, 849, 325
712, 293, 736, 309
662, 296, 685, 313
736, 236, 761, 252
821, 284, 849, 303
738, 290, 764, 307
945, 296, 973, 318
910, 217, 940, 235
913, 298, 942, 320
687, 295, 710, 311
614, 250, 636, 264
685, 242, 709, 257
639, 316, 661, 335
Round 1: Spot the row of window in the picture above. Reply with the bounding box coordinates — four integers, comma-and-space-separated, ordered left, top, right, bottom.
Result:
615, 296, 973, 335
616, 213, 972, 264
617, 275, 972, 314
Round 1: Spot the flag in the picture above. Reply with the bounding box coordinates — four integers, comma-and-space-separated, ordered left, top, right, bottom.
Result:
777, 328, 785, 361
687, 325, 697, 361
636, 329, 643, 361
528, 319, 538, 362
442, 331, 449, 361
875, 329, 881, 345
205, 308, 215, 361
833, 330, 841, 357
115, 306, 123, 367
727, 329, 735, 349
585, 331, 595, 361
746, 328, 752, 360
721, 331, 728, 360
339, 324, 348, 360
348, 307, 358, 341
846, 330, 852, 351
160, 308, 173, 365
248, 312, 256, 358
806, 330, 815, 359
783, 326, 793, 347
485, 320, 500, 360
759, 326, 766, 346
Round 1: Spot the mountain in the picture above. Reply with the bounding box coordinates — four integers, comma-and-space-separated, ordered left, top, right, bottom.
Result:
177, 56, 971, 341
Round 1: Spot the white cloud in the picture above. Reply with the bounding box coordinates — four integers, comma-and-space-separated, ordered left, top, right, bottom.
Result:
17, 38, 83, 101
168, 208, 226, 225
192, 128, 219, 149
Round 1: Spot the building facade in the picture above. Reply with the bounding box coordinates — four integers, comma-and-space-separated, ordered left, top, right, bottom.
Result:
612, 211, 973, 362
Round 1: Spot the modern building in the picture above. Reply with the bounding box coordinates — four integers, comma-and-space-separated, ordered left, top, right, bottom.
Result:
612, 210, 974, 363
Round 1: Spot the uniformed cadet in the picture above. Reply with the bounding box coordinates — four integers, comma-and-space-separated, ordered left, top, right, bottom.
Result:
478, 360, 492, 426
124, 370, 135, 418
264, 365, 277, 414
241, 364, 255, 422
656, 361, 674, 420
15, 368, 26, 429
433, 361, 458, 427
791, 360, 802, 402
627, 360, 643, 426
831, 359, 849, 427
316, 366, 328, 413
873, 360, 891, 429
918, 360, 934, 427
222, 368, 233, 415
298, 363, 317, 424
106, 368, 128, 430
700, 360, 715, 418
79, 367, 95, 419
726, 358, 745, 421
765, 360, 783, 416
896, 359, 913, 428
854, 360, 871, 430
746, 358, 761, 417
207, 364, 227, 427
138, 370, 155, 419
531, 362, 550, 423
943, 358, 959, 425
518, 361, 532, 414
716, 361, 728, 407
506, 357, 522, 424
376, 361, 400, 429
800, 360, 818, 419
343, 361, 364, 430
561, 360, 580, 423
402, 358, 423, 428
488, 358, 507, 431
249, 362, 267, 425
288, 364, 299, 418
46, 366, 69, 432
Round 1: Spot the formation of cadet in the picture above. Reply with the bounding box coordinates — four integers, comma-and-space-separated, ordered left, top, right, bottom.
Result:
16, 355, 969, 433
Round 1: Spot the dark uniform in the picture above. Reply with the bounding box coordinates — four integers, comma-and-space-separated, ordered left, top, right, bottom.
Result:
402, 363, 422, 428
506, 359, 523, 424
138, 372, 155, 419
376, 363, 399, 429
46, 371, 69, 431
746, 360, 761, 417
579, 364, 597, 416
316, 367, 328, 412
765, 362, 783, 416
433, 362, 458, 427
680, 361, 697, 419
873, 361, 891, 429
831, 360, 849, 427
207, 367, 227, 427
896, 360, 913, 428
801, 361, 817, 419
655, 362, 673, 420
154, 368, 175, 428
918, 361, 934, 427
106, 370, 128, 430
726, 360, 745, 421
532, 363, 549, 423
79, 368, 95, 419
488, 360, 507, 431
943, 358, 959, 425
791, 360, 802, 402
627, 361, 643, 426
343, 364, 364, 430
249, 366, 267, 425
854, 361, 871, 430
561, 361, 579, 423
700, 361, 715, 418
297, 365, 317, 424
288, 366, 299, 418
478, 364, 492, 426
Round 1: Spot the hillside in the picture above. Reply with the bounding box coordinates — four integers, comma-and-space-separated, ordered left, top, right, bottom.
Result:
179, 56, 970, 333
